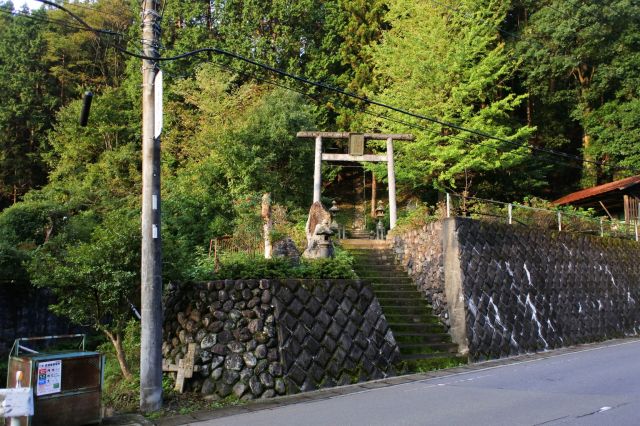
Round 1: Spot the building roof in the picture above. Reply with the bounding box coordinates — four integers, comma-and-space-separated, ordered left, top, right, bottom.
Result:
554, 175, 640, 205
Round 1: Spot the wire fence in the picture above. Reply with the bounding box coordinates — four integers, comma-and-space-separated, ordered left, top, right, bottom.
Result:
208, 235, 263, 271
444, 193, 639, 241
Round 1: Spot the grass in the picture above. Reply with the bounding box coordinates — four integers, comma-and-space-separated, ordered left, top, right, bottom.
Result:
401, 356, 468, 373
144, 394, 246, 420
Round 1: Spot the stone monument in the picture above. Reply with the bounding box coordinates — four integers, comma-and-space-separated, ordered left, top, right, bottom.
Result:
302, 202, 335, 259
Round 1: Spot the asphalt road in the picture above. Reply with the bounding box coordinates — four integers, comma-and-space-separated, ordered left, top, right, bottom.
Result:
188, 339, 640, 426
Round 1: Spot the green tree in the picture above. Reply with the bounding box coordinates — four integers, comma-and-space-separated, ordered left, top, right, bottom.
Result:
29, 208, 140, 379
44, 0, 134, 102
366, 0, 535, 199
165, 66, 315, 205
4, 86, 142, 379
0, 3, 58, 208
514, 0, 640, 187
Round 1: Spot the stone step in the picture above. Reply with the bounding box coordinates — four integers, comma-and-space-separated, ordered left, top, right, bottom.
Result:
357, 271, 409, 278
377, 297, 426, 306
352, 256, 397, 262
398, 342, 459, 355
387, 322, 447, 333
348, 245, 394, 251
350, 250, 395, 257
363, 277, 414, 284
393, 332, 452, 344
400, 353, 460, 361
354, 261, 398, 268
353, 265, 404, 273
371, 284, 417, 291
384, 312, 439, 322
371, 285, 420, 293
384, 315, 438, 325
345, 243, 462, 370
382, 304, 431, 313
340, 240, 391, 249
374, 290, 422, 297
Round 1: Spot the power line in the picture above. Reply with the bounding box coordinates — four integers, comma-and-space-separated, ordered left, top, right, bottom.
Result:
205, 58, 587, 173
58, 0, 129, 20
35, 0, 637, 176
0, 7, 117, 34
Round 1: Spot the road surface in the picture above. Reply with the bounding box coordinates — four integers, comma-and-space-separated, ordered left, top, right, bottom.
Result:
189, 339, 640, 425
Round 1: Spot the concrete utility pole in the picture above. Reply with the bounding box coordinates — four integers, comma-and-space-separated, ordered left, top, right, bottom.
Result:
140, 0, 163, 413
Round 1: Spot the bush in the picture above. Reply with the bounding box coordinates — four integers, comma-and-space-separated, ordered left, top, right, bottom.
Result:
391, 203, 437, 234
187, 247, 357, 280
100, 320, 140, 412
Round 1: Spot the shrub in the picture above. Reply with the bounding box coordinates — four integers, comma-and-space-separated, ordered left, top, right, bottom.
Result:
186, 247, 357, 280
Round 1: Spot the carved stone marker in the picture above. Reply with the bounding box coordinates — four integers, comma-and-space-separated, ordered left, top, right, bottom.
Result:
302, 202, 334, 259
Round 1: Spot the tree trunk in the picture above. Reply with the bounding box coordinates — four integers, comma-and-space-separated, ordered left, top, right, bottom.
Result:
370, 172, 377, 218
582, 130, 597, 187
104, 330, 133, 381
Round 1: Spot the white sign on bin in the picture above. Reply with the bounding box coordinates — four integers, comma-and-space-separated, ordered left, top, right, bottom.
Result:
36, 360, 62, 396
0, 388, 34, 417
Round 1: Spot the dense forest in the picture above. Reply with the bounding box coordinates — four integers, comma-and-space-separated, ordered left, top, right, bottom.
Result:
1, 0, 640, 380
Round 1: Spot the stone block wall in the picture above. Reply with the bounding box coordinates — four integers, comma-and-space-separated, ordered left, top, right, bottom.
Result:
164, 280, 283, 400
273, 279, 399, 393
391, 221, 448, 326
454, 218, 640, 361
0, 285, 79, 356
163, 279, 399, 399
393, 217, 640, 362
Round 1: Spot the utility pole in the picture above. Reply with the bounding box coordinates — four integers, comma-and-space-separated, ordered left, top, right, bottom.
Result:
140, 0, 163, 413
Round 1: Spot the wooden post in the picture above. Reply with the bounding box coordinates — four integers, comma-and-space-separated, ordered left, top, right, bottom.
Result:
386, 137, 397, 229
371, 172, 377, 218
557, 212, 562, 231
313, 136, 322, 203
261, 193, 273, 259
214, 239, 220, 273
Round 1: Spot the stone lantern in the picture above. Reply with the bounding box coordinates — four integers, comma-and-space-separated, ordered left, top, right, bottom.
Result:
329, 200, 340, 237
314, 219, 335, 258
376, 201, 386, 240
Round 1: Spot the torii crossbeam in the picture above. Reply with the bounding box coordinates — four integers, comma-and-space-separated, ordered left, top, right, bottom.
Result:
296, 131, 415, 230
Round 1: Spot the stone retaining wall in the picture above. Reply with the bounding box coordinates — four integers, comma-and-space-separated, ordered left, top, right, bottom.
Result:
391, 217, 640, 362
391, 221, 448, 327
0, 285, 79, 356
454, 218, 640, 361
163, 279, 399, 399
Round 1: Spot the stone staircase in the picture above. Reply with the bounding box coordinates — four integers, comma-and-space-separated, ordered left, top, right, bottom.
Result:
348, 229, 372, 239
341, 239, 460, 366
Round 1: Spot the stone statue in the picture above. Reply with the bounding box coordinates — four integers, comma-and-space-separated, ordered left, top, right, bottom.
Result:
302, 202, 335, 259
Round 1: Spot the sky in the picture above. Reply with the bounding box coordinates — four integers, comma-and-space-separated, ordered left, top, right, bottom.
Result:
16, 0, 45, 10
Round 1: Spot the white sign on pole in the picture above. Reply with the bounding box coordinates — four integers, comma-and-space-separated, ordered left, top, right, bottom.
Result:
0, 388, 34, 417
154, 70, 163, 138
36, 360, 62, 396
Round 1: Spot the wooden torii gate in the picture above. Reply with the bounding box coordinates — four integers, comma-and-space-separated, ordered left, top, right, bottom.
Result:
296, 131, 415, 229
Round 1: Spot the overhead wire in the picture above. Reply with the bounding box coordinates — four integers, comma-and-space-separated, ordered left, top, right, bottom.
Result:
204, 57, 584, 172
57, 0, 129, 20
0, 6, 123, 35
33, 0, 636, 175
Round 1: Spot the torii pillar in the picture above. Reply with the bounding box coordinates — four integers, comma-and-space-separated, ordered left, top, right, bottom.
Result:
297, 131, 415, 230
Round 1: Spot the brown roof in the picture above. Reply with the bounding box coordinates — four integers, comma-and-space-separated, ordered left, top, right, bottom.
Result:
554, 175, 640, 205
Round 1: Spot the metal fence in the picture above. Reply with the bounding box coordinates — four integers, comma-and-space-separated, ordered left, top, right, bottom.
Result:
444, 193, 639, 241
208, 235, 263, 271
